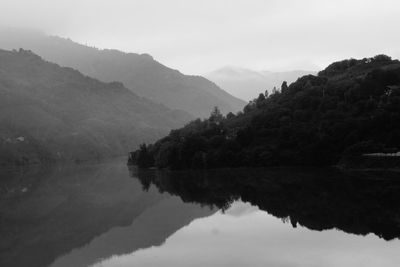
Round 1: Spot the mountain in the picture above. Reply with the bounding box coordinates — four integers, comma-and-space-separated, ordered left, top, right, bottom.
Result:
205, 66, 316, 101
0, 28, 246, 118
0, 48, 192, 165
130, 55, 400, 169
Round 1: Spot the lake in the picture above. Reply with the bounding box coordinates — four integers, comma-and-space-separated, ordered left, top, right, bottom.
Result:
1, 161, 400, 267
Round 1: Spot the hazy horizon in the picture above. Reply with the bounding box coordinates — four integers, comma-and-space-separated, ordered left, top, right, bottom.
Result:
1, 0, 400, 75
1, 2, 400, 267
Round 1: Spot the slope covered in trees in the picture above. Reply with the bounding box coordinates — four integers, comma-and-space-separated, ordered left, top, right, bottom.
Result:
0, 49, 192, 165
129, 55, 400, 169
0, 28, 245, 118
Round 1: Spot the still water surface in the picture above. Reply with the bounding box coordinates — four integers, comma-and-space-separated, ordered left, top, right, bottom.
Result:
1, 161, 400, 267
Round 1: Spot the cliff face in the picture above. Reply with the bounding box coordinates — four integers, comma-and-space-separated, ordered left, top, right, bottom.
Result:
0, 49, 192, 165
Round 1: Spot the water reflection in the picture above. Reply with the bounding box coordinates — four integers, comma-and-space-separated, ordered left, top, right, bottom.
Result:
0, 162, 214, 267
92, 201, 400, 267
1, 163, 400, 267
132, 167, 400, 240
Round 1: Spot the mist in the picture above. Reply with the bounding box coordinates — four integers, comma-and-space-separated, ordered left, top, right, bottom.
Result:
2, 1, 400, 267
1, 0, 400, 74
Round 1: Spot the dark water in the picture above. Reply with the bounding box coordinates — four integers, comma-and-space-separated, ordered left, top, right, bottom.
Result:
1, 161, 400, 267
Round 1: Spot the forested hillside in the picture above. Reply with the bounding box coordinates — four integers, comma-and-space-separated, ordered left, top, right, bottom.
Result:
0, 28, 245, 118
130, 55, 400, 169
0, 49, 192, 165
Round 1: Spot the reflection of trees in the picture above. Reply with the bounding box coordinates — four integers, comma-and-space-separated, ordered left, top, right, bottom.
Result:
131, 167, 400, 240
0, 164, 164, 267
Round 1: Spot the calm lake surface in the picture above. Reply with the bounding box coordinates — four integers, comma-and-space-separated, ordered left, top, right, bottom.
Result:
1, 161, 400, 267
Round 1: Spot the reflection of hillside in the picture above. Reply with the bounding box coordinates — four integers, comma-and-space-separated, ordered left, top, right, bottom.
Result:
0, 162, 213, 267
133, 167, 400, 240
49, 197, 214, 267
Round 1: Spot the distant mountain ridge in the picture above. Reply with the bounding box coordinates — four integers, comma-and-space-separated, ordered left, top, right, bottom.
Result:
0, 48, 192, 165
0, 28, 246, 118
205, 66, 316, 101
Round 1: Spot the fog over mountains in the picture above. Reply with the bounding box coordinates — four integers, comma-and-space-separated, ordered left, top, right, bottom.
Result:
0, 49, 192, 165
206, 66, 316, 101
0, 28, 249, 165
0, 28, 245, 118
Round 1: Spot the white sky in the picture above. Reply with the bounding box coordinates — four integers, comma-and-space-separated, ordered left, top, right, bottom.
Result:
1, 0, 400, 74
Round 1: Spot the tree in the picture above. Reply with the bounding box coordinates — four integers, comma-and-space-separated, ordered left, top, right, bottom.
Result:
136, 143, 154, 168
281, 81, 288, 93
209, 106, 224, 124
226, 112, 235, 120
256, 93, 266, 107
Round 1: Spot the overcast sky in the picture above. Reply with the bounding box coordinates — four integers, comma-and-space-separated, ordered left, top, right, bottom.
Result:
1, 0, 399, 74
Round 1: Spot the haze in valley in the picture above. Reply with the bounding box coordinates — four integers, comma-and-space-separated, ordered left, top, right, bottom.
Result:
1, 0, 399, 75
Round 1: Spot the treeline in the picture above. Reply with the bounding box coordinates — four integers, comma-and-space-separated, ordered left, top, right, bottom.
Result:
129, 55, 400, 169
